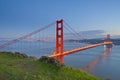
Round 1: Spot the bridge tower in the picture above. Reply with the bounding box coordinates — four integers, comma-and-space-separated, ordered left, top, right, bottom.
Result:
106, 34, 113, 48
55, 19, 64, 63
106, 34, 111, 42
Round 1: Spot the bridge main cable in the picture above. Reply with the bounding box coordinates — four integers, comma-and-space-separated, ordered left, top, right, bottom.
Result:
0, 22, 55, 49
64, 20, 84, 40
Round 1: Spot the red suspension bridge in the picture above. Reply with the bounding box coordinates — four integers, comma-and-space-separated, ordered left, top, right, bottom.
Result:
0, 19, 113, 63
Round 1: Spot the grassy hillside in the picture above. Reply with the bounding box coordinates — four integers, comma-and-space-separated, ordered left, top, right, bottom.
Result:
0, 52, 101, 80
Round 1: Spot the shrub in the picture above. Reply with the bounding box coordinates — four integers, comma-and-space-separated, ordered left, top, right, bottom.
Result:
39, 56, 64, 68
14, 52, 28, 58
29, 56, 38, 60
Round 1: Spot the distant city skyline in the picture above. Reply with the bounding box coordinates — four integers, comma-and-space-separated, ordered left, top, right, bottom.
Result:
0, 0, 120, 39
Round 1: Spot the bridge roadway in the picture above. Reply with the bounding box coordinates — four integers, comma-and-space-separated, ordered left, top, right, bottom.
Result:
49, 42, 113, 57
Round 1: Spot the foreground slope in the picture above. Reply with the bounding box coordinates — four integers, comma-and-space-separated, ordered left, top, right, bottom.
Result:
0, 52, 101, 80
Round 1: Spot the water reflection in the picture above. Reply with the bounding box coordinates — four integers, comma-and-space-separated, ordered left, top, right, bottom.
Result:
82, 48, 112, 73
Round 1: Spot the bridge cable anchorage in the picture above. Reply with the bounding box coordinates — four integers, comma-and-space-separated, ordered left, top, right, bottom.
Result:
0, 22, 55, 49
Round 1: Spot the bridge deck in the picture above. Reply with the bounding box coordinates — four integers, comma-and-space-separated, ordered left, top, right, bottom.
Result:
49, 42, 113, 57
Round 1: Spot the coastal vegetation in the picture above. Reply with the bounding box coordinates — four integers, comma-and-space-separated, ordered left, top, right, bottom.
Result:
0, 52, 101, 80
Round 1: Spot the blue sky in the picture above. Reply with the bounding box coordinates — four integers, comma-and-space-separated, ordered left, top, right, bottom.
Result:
0, 0, 120, 38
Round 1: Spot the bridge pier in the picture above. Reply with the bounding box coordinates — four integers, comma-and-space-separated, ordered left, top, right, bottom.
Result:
106, 44, 113, 48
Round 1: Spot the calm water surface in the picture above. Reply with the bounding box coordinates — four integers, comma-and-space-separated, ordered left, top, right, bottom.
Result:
0, 41, 120, 80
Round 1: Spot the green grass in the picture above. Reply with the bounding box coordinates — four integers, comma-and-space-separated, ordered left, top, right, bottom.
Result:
0, 52, 101, 80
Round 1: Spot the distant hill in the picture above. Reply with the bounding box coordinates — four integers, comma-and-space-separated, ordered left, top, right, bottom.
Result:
66, 38, 120, 45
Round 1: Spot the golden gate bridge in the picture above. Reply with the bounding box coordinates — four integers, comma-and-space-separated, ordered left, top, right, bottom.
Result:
0, 19, 113, 63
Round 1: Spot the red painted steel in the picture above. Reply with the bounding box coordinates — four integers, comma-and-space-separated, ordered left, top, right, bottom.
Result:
0, 19, 113, 63
55, 19, 64, 62
49, 41, 113, 58
50, 20, 113, 63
